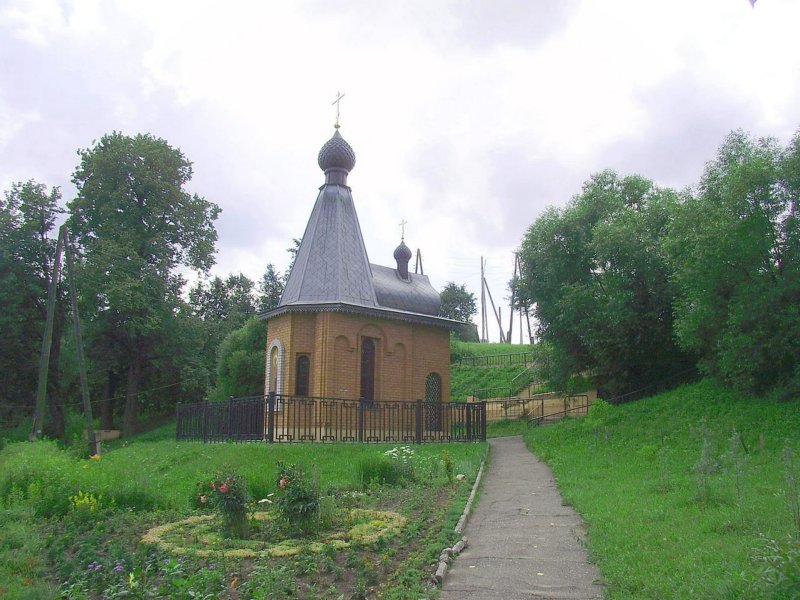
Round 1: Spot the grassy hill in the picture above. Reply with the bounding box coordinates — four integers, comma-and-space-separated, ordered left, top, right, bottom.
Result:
524, 379, 800, 599
449, 341, 538, 402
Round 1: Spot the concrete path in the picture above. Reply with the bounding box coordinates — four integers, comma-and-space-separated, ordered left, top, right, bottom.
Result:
440, 436, 603, 600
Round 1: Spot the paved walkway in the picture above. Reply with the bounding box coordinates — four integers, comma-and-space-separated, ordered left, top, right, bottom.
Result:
441, 436, 603, 600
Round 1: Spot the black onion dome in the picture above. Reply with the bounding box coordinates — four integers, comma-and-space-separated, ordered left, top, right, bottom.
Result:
393, 240, 412, 262
318, 130, 356, 173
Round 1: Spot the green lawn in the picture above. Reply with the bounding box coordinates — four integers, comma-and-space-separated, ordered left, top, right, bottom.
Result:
0, 431, 486, 599
524, 379, 800, 599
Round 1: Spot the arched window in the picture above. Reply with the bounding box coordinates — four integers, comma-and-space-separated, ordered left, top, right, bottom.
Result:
295, 354, 310, 396
425, 372, 442, 402
269, 346, 279, 394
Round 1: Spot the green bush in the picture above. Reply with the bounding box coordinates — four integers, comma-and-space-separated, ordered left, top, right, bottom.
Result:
275, 462, 321, 534
357, 455, 413, 488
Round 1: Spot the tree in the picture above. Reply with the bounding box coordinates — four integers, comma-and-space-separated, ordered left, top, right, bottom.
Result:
667, 129, 800, 396
212, 317, 268, 400
515, 171, 692, 395
0, 181, 66, 433
257, 263, 284, 313
189, 273, 256, 387
439, 282, 477, 323
68, 132, 221, 435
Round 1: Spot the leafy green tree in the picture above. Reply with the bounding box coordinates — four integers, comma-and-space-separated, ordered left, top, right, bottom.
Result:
0, 181, 67, 433
439, 282, 477, 323
68, 132, 221, 434
667, 129, 800, 395
515, 171, 692, 395
257, 263, 284, 313
212, 317, 267, 400
189, 273, 256, 387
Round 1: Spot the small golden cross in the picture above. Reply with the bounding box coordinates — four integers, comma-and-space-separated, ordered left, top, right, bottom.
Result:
399, 219, 408, 240
332, 91, 345, 129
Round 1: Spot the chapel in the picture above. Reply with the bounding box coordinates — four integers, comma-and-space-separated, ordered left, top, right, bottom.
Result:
261, 127, 457, 404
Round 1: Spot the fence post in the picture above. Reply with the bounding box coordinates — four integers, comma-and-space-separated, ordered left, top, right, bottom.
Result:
415, 399, 423, 444
202, 399, 209, 443
267, 393, 275, 443
466, 402, 473, 442
228, 396, 234, 441
480, 401, 487, 441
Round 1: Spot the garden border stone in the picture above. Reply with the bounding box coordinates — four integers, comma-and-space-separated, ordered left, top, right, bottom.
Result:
433, 457, 486, 584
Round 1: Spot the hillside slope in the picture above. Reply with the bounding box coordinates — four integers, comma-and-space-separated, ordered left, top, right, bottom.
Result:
524, 379, 800, 599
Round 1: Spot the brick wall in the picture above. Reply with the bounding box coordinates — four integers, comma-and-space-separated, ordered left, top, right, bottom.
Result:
265, 310, 451, 403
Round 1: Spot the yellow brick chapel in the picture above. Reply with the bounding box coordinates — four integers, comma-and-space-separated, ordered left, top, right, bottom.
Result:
261, 128, 458, 405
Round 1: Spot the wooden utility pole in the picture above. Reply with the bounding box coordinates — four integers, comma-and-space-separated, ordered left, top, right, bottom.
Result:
63, 231, 98, 456
480, 257, 487, 342
507, 252, 519, 344
31, 225, 98, 455
483, 275, 506, 343
31, 225, 66, 440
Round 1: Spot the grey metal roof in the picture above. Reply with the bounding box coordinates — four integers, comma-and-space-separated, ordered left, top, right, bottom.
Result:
270, 129, 454, 330
279, 182, 378, 308
263, 301, 462, 330
371, 263, 440, 315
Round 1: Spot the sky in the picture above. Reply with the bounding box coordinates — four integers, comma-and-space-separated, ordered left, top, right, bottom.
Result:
2, 0, 799, 342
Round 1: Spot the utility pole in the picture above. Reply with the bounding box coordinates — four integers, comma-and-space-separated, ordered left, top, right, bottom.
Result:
31, 224, 98, 455
31, 225, 65, 440
480, 257, 487, 342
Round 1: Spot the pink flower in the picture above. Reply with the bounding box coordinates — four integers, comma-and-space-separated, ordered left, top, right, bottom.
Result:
219, 483, 229, 494
279, 477, 288, 489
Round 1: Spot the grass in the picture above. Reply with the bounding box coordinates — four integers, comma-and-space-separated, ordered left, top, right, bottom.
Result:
524, 379, 800, 599
450, 364, 530, 401
450, 339, 534, 360
0, 430, 486, 598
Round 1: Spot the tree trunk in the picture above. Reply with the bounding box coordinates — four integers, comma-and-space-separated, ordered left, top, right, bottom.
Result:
100, 374, 115, 430
123, 352, 141, 436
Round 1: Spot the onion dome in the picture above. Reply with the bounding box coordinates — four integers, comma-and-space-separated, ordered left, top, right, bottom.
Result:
393, 240, 412, 279
393, 240, 412, 262
318, 130, 356, 184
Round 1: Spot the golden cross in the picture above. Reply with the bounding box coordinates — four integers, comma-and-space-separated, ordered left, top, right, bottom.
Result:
332, 91, 345, 129
399, 219, 408, 240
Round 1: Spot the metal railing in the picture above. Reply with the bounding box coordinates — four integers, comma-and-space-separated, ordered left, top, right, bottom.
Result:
455, 352, 534, 368
176, 394, 486, 444
526, 394, 591, 425
472, 380, 549, 401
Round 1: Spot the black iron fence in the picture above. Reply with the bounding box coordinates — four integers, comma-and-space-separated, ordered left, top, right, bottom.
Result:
176, 394, 486, 444
455, 352, 533, 368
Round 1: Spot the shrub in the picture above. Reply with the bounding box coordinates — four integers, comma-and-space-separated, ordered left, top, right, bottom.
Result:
274, 462, 320, 534
206, 471, 251, 538
357, 448, 415, 488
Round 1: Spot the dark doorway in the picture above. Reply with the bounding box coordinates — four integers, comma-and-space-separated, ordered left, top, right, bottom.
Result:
295, 354, 310, 396
360, 337, 377, 402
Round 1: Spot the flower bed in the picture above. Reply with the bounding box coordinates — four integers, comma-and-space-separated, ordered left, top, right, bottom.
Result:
142, 509, 406, 559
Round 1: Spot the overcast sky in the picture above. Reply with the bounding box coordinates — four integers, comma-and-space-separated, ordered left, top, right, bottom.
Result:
2, 0, 799, 342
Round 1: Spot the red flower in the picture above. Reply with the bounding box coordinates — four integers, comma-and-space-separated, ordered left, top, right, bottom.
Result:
219, 483, 229, 494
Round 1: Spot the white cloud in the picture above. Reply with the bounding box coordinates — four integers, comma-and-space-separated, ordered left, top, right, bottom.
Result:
1, 0, 799, 341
